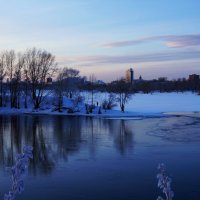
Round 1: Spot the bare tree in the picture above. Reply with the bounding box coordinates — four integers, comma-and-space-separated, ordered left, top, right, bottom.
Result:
111, 79, 133, 112
102, 93, 117, 111
62, 67, 80, 98
53, 67, 82, 111
24, 48, 56, 109
89, 74, 96, 106
63, 67, 79, 78
5, 50, 16, 108
0, 52, 6, 107
22, 69, 29, 108
54, 68, 65, 112
13, 53, 25, 108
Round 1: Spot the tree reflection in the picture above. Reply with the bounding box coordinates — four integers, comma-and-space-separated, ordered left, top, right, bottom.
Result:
0, 115, 84, 175
0, 115, 135, 176
53, 116, 82, 160
100, 119, 135, 155
0, 116, 5, 167
0, 116, 23, 167
113, 120, 134, 155
30, 116, 55, 175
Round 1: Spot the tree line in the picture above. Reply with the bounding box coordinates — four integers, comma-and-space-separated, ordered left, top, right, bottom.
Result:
0, 48, 88, 111
0, 48, 57, 109
0, 47, 133, 113
132, 79, 200, 94
0, 48, 199, 113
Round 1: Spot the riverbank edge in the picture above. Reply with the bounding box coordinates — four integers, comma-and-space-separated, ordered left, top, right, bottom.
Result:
0, 108, 199, 119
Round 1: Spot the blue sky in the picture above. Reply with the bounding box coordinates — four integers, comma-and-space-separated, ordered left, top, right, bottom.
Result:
0, 0, 200, 81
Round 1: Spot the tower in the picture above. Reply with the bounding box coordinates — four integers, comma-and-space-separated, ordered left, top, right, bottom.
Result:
126, 68, 134, 83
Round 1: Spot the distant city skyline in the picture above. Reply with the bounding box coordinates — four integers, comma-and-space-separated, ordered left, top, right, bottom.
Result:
0, 0, 200, 81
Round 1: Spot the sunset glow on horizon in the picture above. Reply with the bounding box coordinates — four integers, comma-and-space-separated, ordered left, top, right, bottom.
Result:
0, 0, 200, 81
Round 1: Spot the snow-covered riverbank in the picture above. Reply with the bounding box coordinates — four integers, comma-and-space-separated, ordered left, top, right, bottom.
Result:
0, 92, 199, 119
124, 92, 200, 113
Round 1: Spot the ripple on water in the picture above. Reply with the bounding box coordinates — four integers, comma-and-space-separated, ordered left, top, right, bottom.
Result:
147, 116, 200, 143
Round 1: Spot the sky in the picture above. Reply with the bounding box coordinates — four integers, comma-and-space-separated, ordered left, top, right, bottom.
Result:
0, 0, 200, 81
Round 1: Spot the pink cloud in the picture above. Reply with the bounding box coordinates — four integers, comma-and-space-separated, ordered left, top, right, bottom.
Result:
101, 34, 200, 48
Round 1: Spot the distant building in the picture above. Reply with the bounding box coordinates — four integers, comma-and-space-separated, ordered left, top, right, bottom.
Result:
133, 75, 144, 84
126, 68, 134, 83
189, 74, 200, 81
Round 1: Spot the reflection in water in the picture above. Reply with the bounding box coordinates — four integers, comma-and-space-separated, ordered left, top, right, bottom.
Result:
31, 117, 55, 175
0, 115, 135, 175
114, 120, 134, 155
1, 115, 200, 200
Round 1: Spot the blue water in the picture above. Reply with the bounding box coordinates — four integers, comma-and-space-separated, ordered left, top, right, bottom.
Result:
0, 115, 200, 200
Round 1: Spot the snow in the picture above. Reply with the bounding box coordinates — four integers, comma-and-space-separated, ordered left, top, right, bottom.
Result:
0, 92, 199, 118
123, 92, 200, 113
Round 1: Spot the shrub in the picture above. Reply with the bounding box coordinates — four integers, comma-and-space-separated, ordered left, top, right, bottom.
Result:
4, 146, 33, 200
156, 163, 174, 200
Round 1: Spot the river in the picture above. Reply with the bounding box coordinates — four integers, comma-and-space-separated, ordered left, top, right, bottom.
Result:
0, 115, 200, 200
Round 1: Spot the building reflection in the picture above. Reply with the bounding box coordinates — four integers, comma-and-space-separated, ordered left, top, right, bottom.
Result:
0, 115, 135, 175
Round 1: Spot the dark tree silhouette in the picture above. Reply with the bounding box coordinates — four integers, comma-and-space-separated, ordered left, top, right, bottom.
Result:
24, 48, 57, 109
110, 79, 133, 112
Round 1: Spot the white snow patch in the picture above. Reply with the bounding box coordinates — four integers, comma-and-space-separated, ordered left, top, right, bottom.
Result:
122, 92, 200, 113
0, 92, 199, 118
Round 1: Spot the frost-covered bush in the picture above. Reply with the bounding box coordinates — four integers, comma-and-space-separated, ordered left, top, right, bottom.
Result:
71, 96, 83, 111
74, 94, 84, 103
102, 100, 109, 110
156, 163, 174, 200
102, 93, 117, 111
4, 146, 33, 200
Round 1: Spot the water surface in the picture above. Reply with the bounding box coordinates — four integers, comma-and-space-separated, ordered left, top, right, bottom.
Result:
0, 115, 200, 200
